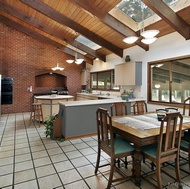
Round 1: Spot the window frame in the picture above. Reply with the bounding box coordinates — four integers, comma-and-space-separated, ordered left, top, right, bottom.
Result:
90, 69, 119, 91
147, 55, 190, 107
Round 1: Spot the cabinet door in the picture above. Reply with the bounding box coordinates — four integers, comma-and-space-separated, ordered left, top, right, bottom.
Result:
123, 63, 135, 85
115, 63, 124, 85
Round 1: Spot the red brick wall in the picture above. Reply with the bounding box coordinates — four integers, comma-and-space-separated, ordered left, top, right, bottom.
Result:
0, 23, 85, 114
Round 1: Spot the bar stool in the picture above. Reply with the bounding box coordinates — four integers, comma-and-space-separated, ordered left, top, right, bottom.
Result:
29, 103, 44, 127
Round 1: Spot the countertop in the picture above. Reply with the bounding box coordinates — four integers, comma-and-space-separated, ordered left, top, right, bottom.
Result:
59, 98, 144, 107
34, 95, 74, 100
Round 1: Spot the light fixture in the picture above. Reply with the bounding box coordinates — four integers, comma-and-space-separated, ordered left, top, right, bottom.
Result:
155, 83, 160, 89
52, 49, 64, 71
123, 0, 159, 45
123, 36, 138, 44
66, 33, 84, 64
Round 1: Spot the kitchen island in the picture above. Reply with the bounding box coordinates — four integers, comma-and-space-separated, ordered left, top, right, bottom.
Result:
34, 95, 74, 119
58, 98, 141, 139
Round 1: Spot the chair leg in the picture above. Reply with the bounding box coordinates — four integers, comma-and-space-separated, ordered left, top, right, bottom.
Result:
95, 146, 101, 174
124, 157, 128, 168
107, 157, 115, 189
175, 158, 183, 189
156, 162, 162, 189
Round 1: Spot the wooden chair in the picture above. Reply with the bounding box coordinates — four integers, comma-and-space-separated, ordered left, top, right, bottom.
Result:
111, 102, 128, 168
111, 102, 128, 116
142, 112, 183, 189
180, 97, 190, 171
133, 100, 147, 115
95, 107, 135, 189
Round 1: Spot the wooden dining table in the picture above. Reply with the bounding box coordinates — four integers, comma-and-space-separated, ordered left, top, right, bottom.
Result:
111, 112, 190, 186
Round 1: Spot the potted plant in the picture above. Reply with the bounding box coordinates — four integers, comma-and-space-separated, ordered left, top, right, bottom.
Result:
44, 114, 64, 141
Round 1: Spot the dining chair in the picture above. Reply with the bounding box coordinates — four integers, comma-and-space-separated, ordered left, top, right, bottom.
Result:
141, 112, 183, 189
111, 102, 128, 116
111, 102, 128, 168
95, 107, 135, 189
180, 97, 190, 171
165, 107, 178, 112
133, 100, 148, 115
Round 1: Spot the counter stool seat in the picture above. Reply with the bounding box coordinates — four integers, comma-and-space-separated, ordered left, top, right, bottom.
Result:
29, 103, 44, 127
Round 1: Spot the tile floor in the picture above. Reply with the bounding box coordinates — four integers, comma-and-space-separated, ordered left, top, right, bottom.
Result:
0, 112, 190, 189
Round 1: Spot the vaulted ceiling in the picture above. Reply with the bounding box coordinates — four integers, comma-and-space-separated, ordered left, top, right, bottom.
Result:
0, 0, 190, 65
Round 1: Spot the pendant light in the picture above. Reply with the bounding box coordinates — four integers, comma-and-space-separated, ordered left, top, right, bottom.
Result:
123, 0, 159, 45
66, 32, 84, 64
52, 49, 64, 71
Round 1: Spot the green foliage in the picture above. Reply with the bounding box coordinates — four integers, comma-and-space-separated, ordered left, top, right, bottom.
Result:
44, 114, 64, 142
44, 114, 57, 139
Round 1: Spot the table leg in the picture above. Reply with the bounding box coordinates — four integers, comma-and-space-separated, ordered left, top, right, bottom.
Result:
133, 146, 142, 186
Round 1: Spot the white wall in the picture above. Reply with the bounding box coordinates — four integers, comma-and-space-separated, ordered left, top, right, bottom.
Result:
89, 32, 190, 112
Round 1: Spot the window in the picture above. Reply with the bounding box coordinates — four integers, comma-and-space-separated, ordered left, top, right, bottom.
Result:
91, 70, 118, 90
148, 56, 190, 104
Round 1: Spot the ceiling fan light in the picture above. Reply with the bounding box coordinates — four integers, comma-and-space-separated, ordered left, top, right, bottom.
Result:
66, 60, 74, 64
141, 37, 157, 44
141, 30, 159, 38
123, 36, 138, 44
51, 63, 64, 71
75, 59, 84, 64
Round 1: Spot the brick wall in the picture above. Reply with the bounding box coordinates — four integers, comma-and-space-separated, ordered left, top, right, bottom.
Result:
0, 23, 85, 114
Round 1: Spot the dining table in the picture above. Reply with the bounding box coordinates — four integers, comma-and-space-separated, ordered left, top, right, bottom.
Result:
111, 112, 190, 186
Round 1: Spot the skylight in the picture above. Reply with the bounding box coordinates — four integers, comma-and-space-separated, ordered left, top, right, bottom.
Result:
116, 0, 179, 23
76, 36, 101, 50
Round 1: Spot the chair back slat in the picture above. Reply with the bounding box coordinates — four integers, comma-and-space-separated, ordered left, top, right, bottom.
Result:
183, 97, 190, 116
158, 112, 183, 158
133, 100, 148, 115
111, 102, 127, 116
96, 108, 113, 152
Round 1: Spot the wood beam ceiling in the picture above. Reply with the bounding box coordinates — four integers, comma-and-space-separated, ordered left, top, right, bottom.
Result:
0, 15, 93, 64
21, 0, 123, 58
0, 1, 106, 62
144, 0, 190, 40
70, 0, 149, 51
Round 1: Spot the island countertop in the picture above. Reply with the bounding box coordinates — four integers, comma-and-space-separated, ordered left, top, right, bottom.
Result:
35, 95, 74, 100
59, 98, 144, 107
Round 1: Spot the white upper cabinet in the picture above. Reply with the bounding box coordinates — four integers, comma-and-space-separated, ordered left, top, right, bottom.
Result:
115, 62, 142, 86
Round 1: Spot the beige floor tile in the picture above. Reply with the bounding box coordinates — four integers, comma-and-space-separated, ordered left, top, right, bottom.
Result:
15, 160, 33, 172
79, 147, 96, 156
50, 153, 68, 163
64, 180, 89, 189
33, 156, 52, 167
0, 156, 14, 166
15, 153, 32, 163
47, 147, 63, 156
32, 150, 48, 159
0, 145, 14, 152
0, 164, 13, 176
59, 169, 82, 185
36, 164, 56, 178
73, 142, 89, 150
85, 174, 108, 189
38, 174, 62, 189
0, 173, 13, 188
0, 150, 14, 158
54, 160, 74, 172
14, 180, 38, 189
71, 156, 91, 168
45, 142, 59, 149
30, 145, 45, 152
15, 143, 29, 149
77, 164, 96, 178
61, 144, 77, 152
15, 147, 30, 156
65, 150, 83, 159
14, 169, 35, 184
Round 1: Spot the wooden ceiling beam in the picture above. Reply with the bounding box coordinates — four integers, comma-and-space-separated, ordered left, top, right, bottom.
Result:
144, 0, 190, 40
21, 0, 123, 57
0, 15, 93, 64
70, 0, 149, 51
0, 1, 106, 62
